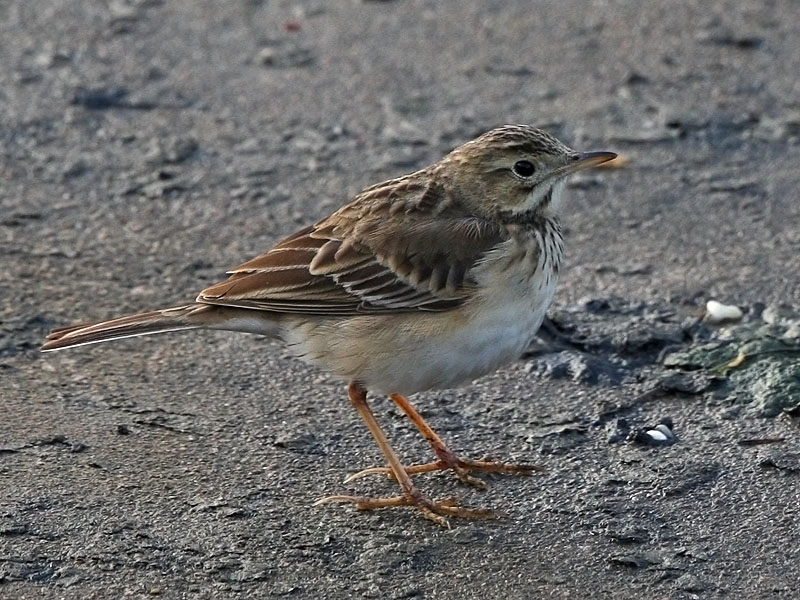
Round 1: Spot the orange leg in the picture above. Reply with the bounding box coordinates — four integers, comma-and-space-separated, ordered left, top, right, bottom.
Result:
315, 382, 494, 526
346, 393, 544, 488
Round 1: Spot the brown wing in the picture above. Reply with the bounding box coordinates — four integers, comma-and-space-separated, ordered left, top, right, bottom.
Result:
197, 173, 506, 316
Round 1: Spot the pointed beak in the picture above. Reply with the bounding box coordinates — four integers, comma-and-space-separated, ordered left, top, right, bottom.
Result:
552, 151, 618, 178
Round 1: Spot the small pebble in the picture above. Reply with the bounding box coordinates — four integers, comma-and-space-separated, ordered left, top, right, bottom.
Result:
705, 300, 743, 324
645, 429, 669, 443
628, 418, 676, 446
654, 424, 674, 438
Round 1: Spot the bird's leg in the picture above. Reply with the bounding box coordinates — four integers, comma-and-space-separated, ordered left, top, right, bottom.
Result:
347, 393, 544, 489
315, 382, 494, 526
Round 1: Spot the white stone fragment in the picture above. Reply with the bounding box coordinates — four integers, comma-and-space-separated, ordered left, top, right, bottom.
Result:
705, 300, 743, 324
654, 424, 674, 439
645, 429, 669, 443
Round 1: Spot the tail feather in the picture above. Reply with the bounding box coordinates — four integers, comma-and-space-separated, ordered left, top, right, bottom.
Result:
41, 305, 208, 352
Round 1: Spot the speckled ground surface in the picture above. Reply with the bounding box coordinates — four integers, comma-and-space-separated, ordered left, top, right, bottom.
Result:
2, 1, 799, 598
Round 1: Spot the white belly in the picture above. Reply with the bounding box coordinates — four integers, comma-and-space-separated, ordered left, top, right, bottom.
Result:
452, 268, 556, 379
284, 234, 560, 395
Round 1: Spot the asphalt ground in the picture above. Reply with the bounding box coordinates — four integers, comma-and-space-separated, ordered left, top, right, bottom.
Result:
1, 1, 799, 598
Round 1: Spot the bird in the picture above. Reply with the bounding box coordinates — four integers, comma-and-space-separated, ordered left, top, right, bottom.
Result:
42, 125, 616, 526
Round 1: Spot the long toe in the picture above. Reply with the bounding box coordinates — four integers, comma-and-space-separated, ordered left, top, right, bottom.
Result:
457, 457, 546, 475
344, 457, 544, 487
314, 491, 495, 527
344, 466, 394, 483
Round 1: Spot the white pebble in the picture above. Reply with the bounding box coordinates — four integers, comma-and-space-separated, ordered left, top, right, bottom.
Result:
645, 429, 669, 443
654, 424, 675, 439
705, 300, 743, 324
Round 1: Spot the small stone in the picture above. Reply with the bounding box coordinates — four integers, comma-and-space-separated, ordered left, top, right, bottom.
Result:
654, 424, 674, 438
761, 303, 798, 325
257, 46, 276, 64
628, 418, 676, 446
257, 43, 314, 68
705, 300, 743, 324
645, 429, 668, 442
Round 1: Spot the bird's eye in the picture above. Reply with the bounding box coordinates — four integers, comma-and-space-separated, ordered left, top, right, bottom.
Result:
512, 160, 535, 178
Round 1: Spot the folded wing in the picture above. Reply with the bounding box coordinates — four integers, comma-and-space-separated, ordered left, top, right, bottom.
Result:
197, 176, 505, 316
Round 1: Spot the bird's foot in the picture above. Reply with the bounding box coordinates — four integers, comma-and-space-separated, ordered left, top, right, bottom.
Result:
345, 454, 544, 490
314, 488, 495, 527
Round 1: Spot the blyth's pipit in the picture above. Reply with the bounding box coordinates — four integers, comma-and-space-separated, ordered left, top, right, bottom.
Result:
42, 125, 616, 526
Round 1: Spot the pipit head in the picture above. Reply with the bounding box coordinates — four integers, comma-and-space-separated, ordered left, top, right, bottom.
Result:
439, 125, 616, 219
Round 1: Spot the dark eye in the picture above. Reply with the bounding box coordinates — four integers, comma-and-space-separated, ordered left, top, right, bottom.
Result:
512, 160, 535, 177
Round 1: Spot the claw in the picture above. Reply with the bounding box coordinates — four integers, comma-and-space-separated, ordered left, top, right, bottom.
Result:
343, 466, 392, 483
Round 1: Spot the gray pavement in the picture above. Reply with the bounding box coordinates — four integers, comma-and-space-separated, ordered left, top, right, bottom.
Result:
1, 1, 799, 598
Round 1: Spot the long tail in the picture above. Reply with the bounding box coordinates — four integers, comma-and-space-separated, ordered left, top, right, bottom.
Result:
41, 304, 210, 352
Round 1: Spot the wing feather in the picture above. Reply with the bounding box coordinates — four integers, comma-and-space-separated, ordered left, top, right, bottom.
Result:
197, 174, 506, 315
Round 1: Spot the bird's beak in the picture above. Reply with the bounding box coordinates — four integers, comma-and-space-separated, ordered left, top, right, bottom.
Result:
551, 151, 618, 178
